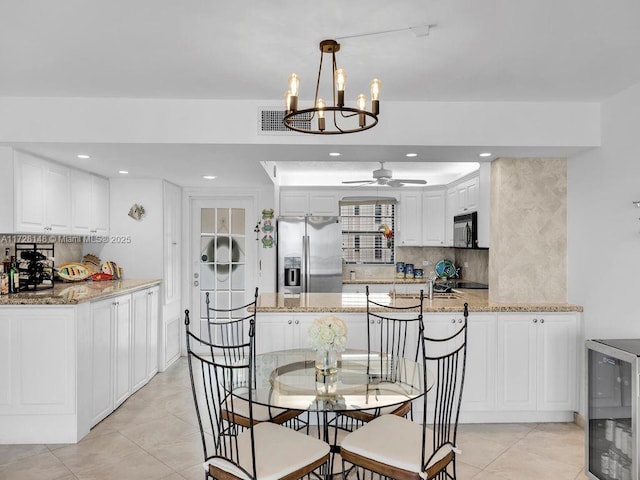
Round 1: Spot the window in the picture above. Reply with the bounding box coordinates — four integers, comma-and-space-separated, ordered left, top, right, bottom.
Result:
340, 199, 395, 264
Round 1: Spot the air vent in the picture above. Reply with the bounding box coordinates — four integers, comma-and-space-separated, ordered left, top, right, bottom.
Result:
257, 108, 311, 135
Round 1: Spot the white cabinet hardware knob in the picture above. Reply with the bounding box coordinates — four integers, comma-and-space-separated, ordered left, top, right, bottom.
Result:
458, 318, 463, 323
533, 318, 538, 323
540, 318, 545, 324
193, 281, 199, 287
288, 320, 292, 325
295, 320, 299, 325
451, 319, 456, 323
370, 320, 374, 324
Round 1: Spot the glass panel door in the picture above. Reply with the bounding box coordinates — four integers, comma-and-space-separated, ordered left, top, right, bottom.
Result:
588, 348, 633, 480
192, 199, 253, 342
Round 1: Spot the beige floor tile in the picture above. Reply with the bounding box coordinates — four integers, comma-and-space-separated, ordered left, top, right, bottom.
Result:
51, 431, 143, 475
0, 443, 49, 466
472, 470, 513, 480
453, 460, 482, 479
458, 422, 535, 444
484, 446, 584, 480
117, 414, 198, 449
98, 400, 173, 431
73, 449, 173, 480
513, 427, 585, 467
178, 463, 205, 480
455, 432, 512, 469
142, 431, 203, 472
0, 451, 74, 480
159, 474, 187, 480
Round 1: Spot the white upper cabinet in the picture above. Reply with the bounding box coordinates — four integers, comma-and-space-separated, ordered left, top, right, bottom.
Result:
398, 189, 445, 246
71, 170, 110, 235
280, 189, 340, 216
453, 175, 479, 215
13, 151, 109, 236
15, 153, 71, 234
397, 191, 422, 246
421, 189, 445, 246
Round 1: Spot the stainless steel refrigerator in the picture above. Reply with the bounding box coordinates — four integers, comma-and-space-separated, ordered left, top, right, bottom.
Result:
277, 216, 342, 294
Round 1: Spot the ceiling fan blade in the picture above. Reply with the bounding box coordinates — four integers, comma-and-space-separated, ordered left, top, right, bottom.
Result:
342, 180, 376, 184
389, 179, 428, 185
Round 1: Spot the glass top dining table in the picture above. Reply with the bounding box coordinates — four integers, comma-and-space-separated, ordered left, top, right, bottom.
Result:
237, 348, 432, 414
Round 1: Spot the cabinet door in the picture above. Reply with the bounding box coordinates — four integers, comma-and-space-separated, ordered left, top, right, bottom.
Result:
280, 192, 309, 216
422, 190, 445, 246
90, 299, 114, 425
255, 315, 291, 354
163, 182, 181, 304
71, 170, 93, 234
536, 314, 577, 411
497, 314, 537, 411
445, 188, 457, 246
461, 313, 497, 411
15, 155, 46, 232
309, 193, 339, 216
131, 291, 149, 392
465, 177, 479, 212
113, 295, 132, 407
91, 175, 110, 235
45, 163, 71, 233
147, 287, 159, 379
398, 192, 422, 246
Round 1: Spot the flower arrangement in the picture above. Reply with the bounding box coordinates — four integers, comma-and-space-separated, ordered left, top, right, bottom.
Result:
307, 315, 348, 353
379, 223, 394, 248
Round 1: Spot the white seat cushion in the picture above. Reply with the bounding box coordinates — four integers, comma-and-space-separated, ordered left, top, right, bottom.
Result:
205, 421, 329, 480
226, 397, 291, 422
341, 414, 452, 474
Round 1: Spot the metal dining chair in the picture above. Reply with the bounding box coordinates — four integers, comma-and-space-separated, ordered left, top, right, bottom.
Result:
185, 311, 330, 480
340, 303, 469, 480
201, 288, 306, 429
336, 285, 424, 432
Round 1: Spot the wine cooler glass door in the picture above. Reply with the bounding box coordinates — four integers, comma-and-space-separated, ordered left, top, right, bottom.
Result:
587, 343, 637, 480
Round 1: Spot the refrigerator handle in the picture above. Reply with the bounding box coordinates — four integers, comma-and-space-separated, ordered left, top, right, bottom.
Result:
303, 235, 310, 293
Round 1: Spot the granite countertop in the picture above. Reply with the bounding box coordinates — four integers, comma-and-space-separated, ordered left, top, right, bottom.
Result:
256, 290, 583, 313
0, 278, 161, 305
343, 278, 428, 284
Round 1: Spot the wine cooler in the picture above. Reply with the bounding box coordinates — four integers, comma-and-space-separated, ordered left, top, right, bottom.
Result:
586, 339, 640, 480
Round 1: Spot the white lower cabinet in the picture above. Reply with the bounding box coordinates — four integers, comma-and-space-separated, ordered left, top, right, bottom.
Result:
255, 314, 313, 354
497, 313, 577, 414
90, 287, 160, 425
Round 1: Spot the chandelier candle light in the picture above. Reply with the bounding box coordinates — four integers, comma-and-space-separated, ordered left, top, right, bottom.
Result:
308, 315, 348, 375
284, 39, 381, 134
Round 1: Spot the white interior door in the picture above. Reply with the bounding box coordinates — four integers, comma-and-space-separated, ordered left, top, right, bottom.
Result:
190, 198, 255, 341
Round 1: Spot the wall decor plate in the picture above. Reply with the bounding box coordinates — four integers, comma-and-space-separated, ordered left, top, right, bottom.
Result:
435, 259, 457, 278
56, 262, 92, 282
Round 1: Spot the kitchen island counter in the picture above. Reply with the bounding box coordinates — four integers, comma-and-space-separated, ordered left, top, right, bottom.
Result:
257, 290, 583, 313
0, 278, 161, 305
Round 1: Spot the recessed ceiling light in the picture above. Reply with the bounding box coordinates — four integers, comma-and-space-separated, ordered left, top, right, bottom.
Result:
77, 154, 90, 159
329, 152, 341, 157
119, 170, 129, 174
479, 152, 492, 157
405, 153, 418, 157
203, 175, 217, 180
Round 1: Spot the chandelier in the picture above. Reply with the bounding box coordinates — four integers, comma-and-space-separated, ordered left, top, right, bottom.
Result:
283, 39, 380, 134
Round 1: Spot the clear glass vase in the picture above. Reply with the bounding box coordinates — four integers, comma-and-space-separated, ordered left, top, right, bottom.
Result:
315, 349, 338, 375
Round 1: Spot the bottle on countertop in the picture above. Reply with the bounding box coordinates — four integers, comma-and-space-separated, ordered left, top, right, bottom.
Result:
2, 248, 10, 274
9, 256, 19, 294
0, 264, 7, 295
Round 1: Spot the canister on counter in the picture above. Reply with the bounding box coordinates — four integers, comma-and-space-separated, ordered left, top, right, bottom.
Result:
414, 268, 423, 279
395, 262, 405, 278
405, 263, 414, 279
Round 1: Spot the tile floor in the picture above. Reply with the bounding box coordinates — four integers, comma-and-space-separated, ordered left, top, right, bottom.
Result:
0, 358, 588, 480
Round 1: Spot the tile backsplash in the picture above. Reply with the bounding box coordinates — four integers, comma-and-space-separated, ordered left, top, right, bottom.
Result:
0, 234, 83, 267
344, 246, 489, 283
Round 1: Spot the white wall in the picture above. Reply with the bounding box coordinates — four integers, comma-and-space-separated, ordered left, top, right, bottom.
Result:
568, 81, 640, 340
84, 179, 164, 279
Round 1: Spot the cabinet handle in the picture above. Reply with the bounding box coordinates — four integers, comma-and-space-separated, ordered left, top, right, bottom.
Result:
377, 319, 381, 324
533, 318, 538, 323
540, 318, 545, 324
295, 320, 299, 325
458, 318, 463, 323
370, 320, 374, 324
288, 320, 292, 325
451, 319, 456, 324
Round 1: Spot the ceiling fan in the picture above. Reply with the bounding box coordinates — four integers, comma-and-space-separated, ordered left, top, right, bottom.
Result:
342, 162, 428, 187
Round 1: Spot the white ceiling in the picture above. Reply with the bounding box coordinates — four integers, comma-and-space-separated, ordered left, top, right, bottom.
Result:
2, 0, 639, 186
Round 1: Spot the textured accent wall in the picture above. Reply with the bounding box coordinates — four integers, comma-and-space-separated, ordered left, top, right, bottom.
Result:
489, 158, 567, 303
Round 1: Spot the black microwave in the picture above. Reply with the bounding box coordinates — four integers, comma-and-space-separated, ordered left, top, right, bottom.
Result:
453, 212, 478, 248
